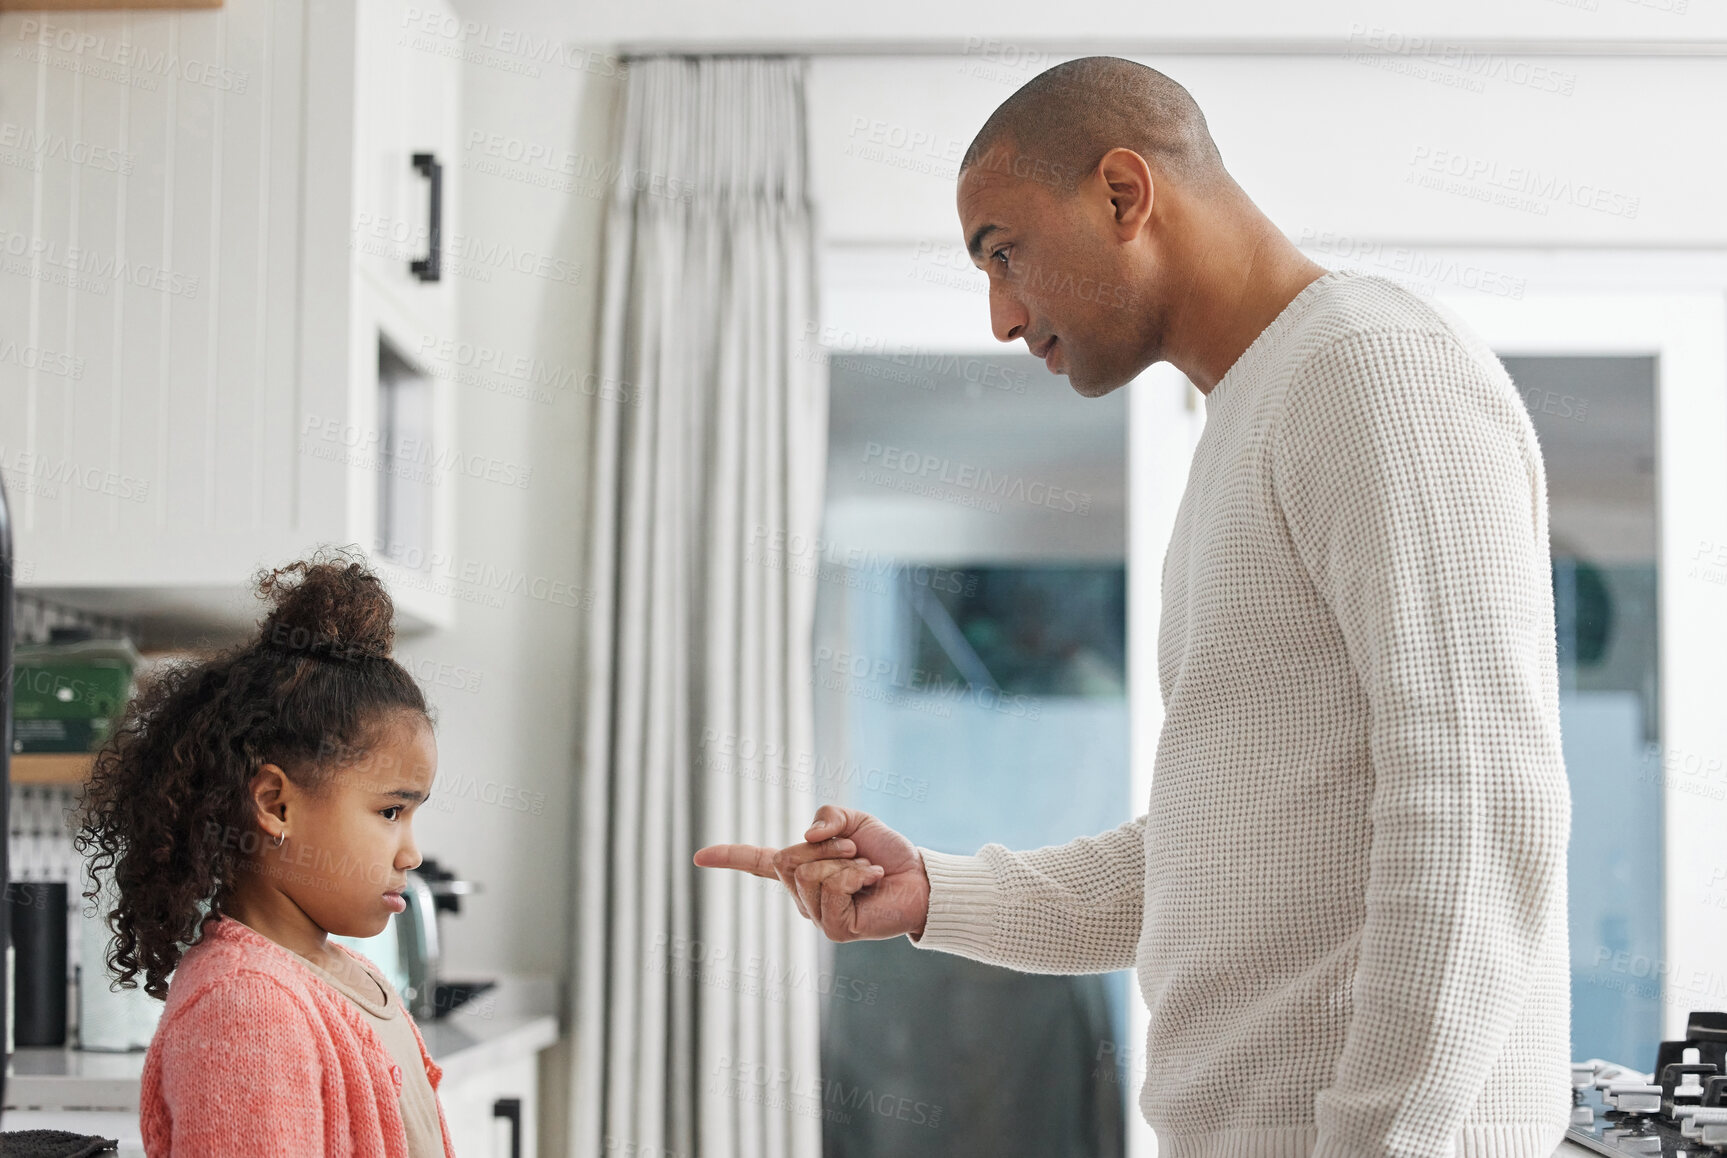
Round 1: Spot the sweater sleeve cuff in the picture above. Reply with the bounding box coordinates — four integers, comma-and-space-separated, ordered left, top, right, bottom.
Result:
906, 846, 1003, 956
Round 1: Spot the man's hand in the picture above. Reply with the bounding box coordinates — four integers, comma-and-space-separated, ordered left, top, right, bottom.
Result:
692, 805, 931, 942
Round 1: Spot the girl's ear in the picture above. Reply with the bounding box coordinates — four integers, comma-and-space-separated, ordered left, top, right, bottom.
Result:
248, 762, 292, 836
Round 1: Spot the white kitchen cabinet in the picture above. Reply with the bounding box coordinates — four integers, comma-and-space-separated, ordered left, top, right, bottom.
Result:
351, 0, 460, 340
0, 0, 459, 635
439, 1052, 541, 1158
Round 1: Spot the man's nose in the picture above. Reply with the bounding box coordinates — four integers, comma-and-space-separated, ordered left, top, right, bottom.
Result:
989, 282, 1028, 343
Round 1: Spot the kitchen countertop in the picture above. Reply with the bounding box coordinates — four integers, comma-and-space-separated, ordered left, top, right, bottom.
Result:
4, 973, 560, 1115
0, 1093, 1609, 1158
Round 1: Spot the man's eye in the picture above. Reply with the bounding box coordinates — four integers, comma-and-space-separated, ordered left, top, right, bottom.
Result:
991, 247, 1010, 267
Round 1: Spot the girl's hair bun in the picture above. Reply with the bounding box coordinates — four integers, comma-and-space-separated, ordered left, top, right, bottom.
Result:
254, 546, 396, 663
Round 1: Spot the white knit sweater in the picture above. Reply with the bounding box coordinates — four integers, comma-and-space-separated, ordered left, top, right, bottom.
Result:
908, 269, 1573, 1158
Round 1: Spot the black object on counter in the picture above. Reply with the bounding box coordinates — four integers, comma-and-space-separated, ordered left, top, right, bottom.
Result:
432, 978, 497, 1019
8, 880, 69, 1047
0, 1129, 120, 1157
416, 856, 477, 915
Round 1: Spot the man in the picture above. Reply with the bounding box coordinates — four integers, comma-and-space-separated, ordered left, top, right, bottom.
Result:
695, 56, 1571, 1158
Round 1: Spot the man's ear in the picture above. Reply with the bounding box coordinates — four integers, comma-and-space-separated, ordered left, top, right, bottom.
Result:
248, 762, 292, 840
1095, 147, 1154, 240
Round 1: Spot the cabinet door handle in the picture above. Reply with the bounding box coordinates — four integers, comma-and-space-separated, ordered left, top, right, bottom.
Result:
411, 152, 442, 283
493, 1096, 522, 1158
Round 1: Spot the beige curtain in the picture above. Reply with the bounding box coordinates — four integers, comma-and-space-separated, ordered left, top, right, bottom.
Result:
569, 56, 828, 1158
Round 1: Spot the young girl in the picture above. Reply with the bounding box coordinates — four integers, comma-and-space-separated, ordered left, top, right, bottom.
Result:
75, 551, 455, 1158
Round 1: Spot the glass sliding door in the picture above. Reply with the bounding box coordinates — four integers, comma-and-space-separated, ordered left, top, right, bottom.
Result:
812, 352, 1132, 1158
1441, 287, 1727, 1070
1503, 354, 1661, 1067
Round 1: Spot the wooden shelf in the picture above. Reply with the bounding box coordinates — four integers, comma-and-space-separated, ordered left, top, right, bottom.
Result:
11, 753, 96, 785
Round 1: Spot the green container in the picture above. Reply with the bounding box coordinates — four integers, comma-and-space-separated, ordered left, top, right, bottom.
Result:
12, 637, 141, 754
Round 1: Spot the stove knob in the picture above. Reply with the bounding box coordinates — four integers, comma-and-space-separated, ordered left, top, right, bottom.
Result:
1596, 1064, 1651, 1090
1601, 1130, 1660, 1154
1606, 1082, 1663, 1114
1699, 1112, 1727, 1147
1569, 1104, 1594, 1127
1573, 1062, 1602, 1089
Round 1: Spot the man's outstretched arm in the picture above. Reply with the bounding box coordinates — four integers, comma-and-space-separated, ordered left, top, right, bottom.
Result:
697, 805, 1149, 976
909, 814, 1149, 975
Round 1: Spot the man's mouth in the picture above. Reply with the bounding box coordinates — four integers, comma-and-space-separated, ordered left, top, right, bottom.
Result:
1033, 337, 1061, 372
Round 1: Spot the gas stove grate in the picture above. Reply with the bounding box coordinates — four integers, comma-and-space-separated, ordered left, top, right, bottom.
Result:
1569, 1011, 1727, 1157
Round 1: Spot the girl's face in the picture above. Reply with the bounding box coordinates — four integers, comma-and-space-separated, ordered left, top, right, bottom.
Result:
258, 712, 438, 939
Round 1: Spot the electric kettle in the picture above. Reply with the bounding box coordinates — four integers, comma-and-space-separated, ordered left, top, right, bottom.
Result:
395, 870, 440, 1019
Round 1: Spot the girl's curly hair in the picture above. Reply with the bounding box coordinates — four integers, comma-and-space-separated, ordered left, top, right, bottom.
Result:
73, 548, 434, 999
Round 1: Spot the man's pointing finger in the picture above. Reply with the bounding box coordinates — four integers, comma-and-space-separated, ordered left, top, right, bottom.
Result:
693, 838, 858, 879
691, 844, 780, 879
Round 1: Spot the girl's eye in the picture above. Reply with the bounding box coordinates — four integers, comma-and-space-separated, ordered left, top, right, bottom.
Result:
381, 806, 403, 822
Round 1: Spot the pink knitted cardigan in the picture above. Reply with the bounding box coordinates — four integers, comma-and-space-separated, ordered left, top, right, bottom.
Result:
139, 914, 456, 1157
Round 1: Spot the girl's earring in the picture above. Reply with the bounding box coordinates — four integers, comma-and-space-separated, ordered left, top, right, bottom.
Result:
273, 830, 286, 848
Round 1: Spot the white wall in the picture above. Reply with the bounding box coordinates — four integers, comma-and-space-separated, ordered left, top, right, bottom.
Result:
806, 53, 1727, 250
497, 0, 1724, 48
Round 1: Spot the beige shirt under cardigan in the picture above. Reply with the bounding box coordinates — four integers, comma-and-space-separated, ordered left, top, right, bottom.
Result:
908, 269, 1572, 1158
299, 947, 447, 1158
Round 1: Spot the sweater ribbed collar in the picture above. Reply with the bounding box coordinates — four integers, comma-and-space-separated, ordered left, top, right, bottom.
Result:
1204, 268, 1350, 412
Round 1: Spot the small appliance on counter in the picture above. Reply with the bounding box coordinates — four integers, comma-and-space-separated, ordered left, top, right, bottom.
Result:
76, 872, 161, 1052
331, 856, 492, 1021
1569, 1010, 1727, 1155
7, 881, 68, 1047
11, 630, 140, 756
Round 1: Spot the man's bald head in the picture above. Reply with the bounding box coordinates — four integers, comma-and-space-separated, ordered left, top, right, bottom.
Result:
961, 57, 1229, 195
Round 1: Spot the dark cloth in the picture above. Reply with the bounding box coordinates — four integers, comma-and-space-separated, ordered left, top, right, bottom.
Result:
0, 1131, 119, 1158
